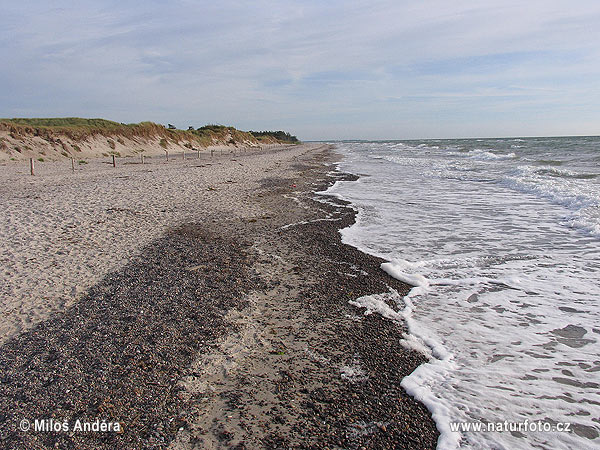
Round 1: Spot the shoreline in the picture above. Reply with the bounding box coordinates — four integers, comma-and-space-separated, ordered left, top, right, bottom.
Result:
0, 144, 439, 448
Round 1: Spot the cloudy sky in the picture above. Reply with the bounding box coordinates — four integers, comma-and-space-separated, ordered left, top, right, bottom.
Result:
2, 1, 600, 140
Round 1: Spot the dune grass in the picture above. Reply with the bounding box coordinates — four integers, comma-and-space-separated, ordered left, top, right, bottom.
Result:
0, 118, 300, 150
0, 118, 128, 129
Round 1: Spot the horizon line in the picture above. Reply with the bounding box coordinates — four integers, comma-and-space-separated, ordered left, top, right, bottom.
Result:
306, 134, 600, 142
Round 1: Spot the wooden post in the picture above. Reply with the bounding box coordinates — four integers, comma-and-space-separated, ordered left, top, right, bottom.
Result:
141, 155, 145, 165
112, 154, 116, 167
197, 150, 200, 159
71, 158, 75, 172
211, 149, 214, 157
30, 158, 34, 176
183, 151, 186, 160
166, 151, 169, 162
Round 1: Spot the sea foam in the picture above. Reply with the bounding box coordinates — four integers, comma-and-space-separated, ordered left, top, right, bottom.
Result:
325, 138, 600, 449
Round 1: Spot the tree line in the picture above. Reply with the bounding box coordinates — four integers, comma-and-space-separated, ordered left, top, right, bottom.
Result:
248, 130, 299, 143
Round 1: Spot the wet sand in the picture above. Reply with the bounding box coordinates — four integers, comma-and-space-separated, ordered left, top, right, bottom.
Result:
0, 144, 439, 449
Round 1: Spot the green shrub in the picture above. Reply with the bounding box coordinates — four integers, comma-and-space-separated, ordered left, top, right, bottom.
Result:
249, 130, 299, 143
196, 124, 227, 132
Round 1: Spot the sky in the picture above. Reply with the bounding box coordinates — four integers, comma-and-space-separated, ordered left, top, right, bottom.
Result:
2, 0, 600, 140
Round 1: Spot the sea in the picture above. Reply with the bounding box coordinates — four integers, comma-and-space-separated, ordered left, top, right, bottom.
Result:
324, 137, 600, 449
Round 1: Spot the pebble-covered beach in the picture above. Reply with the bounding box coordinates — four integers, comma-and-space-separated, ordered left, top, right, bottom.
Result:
0, 144, 439, 449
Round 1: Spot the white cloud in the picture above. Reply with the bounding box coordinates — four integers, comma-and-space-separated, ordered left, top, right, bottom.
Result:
2, 0, 600, 138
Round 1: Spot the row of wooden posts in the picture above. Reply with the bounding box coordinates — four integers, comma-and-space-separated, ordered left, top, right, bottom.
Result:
27, 147, 243, 175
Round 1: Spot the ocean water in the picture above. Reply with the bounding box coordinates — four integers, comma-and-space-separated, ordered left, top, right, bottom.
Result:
325, 137, 600, 449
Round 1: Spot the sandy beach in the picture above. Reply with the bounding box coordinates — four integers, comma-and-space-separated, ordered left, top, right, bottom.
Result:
0, 144, 298, 344
0, 144, 438, 449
